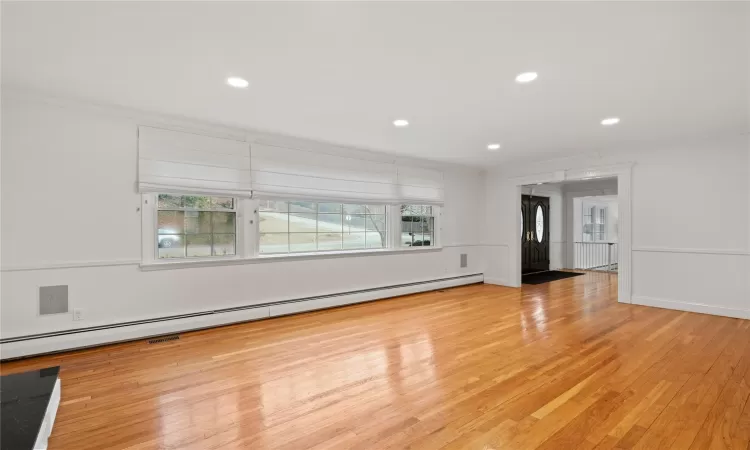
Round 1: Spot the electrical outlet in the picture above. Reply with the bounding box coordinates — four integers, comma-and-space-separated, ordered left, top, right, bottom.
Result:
73, 309, 85, 321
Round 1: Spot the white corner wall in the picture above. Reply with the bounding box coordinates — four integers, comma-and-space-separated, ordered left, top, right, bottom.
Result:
484, 136, 750, 319
0, 94, 486, 345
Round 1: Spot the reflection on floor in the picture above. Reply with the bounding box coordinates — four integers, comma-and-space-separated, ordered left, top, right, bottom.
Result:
2, 272, 748, 449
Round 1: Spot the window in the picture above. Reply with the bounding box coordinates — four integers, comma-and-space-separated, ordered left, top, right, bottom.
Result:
535, 205, 544, 243
597, 208, 607, 241
143, 196, 440, 267
258, 201, 387, 254
157, 194, 236, 259
582, 205, 607, 242
400, 205, 435, 247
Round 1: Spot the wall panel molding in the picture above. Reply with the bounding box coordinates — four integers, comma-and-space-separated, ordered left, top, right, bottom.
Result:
1, 259, 142, 272
2, 246, 470, 272
633, 247, 750, 256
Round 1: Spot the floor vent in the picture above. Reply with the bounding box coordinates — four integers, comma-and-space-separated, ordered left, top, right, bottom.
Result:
148, 335, 180, 344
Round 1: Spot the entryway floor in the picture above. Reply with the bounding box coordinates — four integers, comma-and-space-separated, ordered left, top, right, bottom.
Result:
522, 270, 585, 285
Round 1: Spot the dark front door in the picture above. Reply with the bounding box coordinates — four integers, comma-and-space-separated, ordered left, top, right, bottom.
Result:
522, 195, 550, 273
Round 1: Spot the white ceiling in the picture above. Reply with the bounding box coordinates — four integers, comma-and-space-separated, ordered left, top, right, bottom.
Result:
2, 2, 748, 167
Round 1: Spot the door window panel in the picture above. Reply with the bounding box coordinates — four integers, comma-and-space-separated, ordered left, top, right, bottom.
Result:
536, 205, 544, 243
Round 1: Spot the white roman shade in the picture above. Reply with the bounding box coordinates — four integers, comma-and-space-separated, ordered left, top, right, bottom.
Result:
397, 166, 445, 205
251, 143, 400, 204
138, 126, 251, 197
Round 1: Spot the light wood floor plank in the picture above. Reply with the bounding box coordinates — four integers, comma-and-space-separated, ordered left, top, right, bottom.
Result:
2, 272, 748, 449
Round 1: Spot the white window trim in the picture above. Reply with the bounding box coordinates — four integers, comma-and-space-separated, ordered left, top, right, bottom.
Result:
396, 205, 441, 249
253, 201, 393, 256
581, 204, 608, 243
140, 197, 442, 271
139, 246, 442, 271
140, 193, 252, 265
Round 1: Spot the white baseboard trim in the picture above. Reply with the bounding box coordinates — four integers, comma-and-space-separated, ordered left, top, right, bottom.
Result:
1, 307, 272, 360
632, 295, 750, 320
0, 274, 483, 359
482, 277, 511, 286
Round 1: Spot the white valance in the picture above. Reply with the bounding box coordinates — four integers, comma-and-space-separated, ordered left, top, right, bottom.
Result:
138, 126, 251, 197
250, 143, 401, 204
138, 127, 443, 204
396, 166, 445, 205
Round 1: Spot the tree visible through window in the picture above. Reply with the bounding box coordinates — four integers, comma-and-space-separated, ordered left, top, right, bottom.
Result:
401, 205, 435, 246
157, 194, 236, 259
258, 201, 387, 254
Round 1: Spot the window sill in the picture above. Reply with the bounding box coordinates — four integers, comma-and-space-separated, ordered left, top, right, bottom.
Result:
139, 246, 442, 271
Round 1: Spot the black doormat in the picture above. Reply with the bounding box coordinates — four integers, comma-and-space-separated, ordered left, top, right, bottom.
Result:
522, 270, 584, 285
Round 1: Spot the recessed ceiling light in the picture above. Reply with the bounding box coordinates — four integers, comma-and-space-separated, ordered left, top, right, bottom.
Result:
536, 182, 544, 185
601, 117, 620, 126
227, 77, 249, 88
393, 119, 409, 127
515, 72, 538, 83
487, 143, 501, 151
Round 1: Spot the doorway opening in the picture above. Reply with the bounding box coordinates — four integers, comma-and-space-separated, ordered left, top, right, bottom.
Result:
573, 195, 618, 273
508, 164, 631, 301
519, 176, 619, 285
521, 194, 550, 275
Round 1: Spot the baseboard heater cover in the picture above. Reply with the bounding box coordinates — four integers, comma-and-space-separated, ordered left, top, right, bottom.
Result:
0, 273, 483, 359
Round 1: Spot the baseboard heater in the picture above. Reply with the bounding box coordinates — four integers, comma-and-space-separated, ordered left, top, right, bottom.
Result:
0, 273, 483, 360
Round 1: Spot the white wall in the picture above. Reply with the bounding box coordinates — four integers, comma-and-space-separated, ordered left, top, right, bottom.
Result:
0, 94, 486, 340
484, 135, 750, 319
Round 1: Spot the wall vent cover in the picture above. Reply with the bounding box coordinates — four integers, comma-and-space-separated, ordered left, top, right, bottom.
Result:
460, 254, 468, 268
148, 335, 180, 344
39, 285, 69, 315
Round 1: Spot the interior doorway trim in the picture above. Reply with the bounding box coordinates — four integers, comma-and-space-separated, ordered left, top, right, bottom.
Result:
510, 163, 633, 303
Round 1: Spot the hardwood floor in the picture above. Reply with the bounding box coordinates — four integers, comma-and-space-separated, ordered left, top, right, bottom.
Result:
2, 272, 749, 449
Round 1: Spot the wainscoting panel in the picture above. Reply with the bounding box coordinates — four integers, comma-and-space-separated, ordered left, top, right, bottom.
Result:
632, 249, 749, 318
0, 274, 483, 359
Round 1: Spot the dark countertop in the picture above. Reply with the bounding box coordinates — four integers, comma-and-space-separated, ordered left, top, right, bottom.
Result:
1, 366, 60, 450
